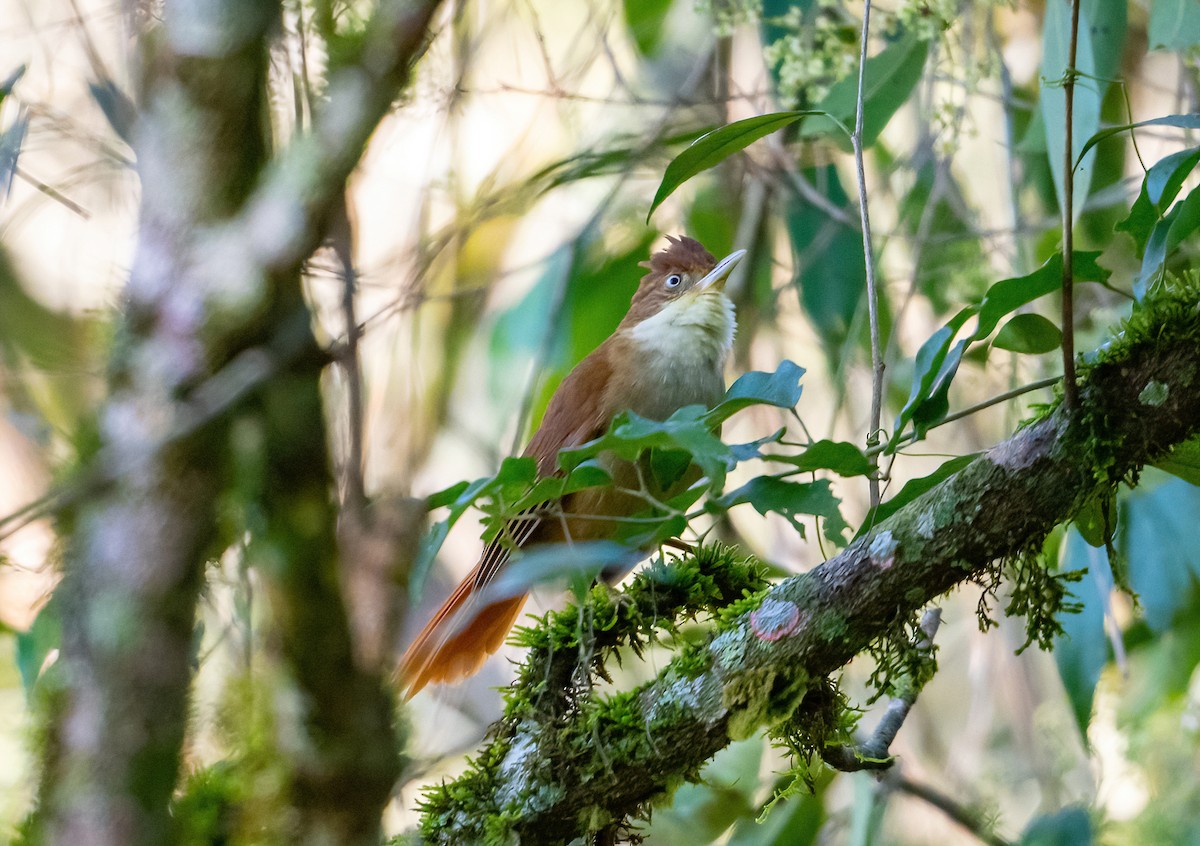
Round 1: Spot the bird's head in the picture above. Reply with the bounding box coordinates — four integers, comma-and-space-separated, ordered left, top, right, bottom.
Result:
621, 236, 746, 329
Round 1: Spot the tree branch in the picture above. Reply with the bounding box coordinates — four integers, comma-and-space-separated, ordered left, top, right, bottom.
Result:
418, 279, 1200, 844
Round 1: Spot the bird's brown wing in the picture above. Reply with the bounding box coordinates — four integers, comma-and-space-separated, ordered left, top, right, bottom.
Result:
398, 349, 614, 697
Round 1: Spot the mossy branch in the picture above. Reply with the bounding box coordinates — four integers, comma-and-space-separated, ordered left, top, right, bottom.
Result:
417, 277, 1200, 845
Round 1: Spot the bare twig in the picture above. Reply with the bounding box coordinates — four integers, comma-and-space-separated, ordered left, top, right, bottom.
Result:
851, 0, 886, 507
1061, 0, 1081, 408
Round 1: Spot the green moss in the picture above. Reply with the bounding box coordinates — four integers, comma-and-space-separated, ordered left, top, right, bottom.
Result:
865, 612, 938, 702
766, 678, 859, 799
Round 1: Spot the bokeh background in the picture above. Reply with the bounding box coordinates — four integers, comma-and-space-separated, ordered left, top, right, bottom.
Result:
1, 0, 1198, 842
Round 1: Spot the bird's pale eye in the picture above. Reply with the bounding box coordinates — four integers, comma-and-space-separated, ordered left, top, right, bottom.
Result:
665, 273, 682, 288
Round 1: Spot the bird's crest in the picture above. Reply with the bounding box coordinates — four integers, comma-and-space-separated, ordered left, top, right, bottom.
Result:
639, 235, 716, 279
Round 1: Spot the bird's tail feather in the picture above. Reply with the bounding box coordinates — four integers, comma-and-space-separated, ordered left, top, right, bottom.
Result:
398, 573, 528, 699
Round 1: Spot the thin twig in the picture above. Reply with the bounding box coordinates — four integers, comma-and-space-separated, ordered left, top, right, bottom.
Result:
851, 0, 886, 507
1061, 0, 1081, 408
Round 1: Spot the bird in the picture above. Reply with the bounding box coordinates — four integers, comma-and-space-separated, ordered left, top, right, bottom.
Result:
399, 236, 745, 698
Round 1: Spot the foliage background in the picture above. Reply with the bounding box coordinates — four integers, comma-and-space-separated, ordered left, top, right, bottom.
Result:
0, 0, 1198, 843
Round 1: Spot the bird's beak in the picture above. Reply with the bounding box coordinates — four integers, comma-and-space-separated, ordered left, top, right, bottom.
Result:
694, 249, 747, 293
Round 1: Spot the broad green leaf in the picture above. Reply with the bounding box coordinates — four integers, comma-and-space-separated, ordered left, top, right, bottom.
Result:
1041, 0, 1126, 213
1076, 115, 1200, 170
0, 110, 26, 199
800, 32, 929, 149
1120, 471, 1200, 632
785, 171, 865, 351
88, 78, 136, 144
788, 440, 873, 477
729, 429, 787, 463
561, 406, 734, 491
16, 594, 61, 701
1148, 0, 1200, 50
1116, 145, 1200, 255
411, 457, 542, 598
1055, 529, 1112, 736
1074, 495, 1116, 547
910, 337, 968, 438
647, 112, 827, 221
0, 250, 98, 430
717, 477, 849, 544
1019, 806, 1093, 846
993, 313, 1063, 354
728, 783, 825, 846
856, 454, 979, 538
489, 541, 637, 600
648, 739, 765, 843
1135, 182, 1200, 298
1152, 435, 1200, 486
892, 309, 973, 442
410, 520, 451, 602
707, 360, 806, 426
974, 252, 1108, 340
622, 0, 672, 54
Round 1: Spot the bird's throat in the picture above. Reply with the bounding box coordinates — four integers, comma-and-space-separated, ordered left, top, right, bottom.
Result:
616, 291, 735, 420
626, 291, 735, 362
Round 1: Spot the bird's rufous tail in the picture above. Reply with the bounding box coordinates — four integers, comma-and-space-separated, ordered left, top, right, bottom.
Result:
398, 572, 528, 699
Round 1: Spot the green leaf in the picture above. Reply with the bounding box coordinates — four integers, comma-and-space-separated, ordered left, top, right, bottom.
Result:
707, 360, 806, 426
561, 405, 734, 491
993, 313, 1063, 354
892, 310, 973, 443
622, 0, 672, 54
729, 429, 788, 463
1076, 115, 1200, 170
490, 541, 637, 599
1055, 529, 1112, 736
1148, 0, 1200, 50
1120, 472, 1200, 632
16, 594, 61, 701
1019, 806, 1093, 846
1116, 145, 1200, 254
785, 170, 865, 351
647, 112, 827, 221
910, 337, 968, 438
974, 252, 1108, 340
0, 112, 27, 201
800, 32, 929, 149
1152, 435, 1200, 486
856, 454, 979, 538
788, 440, 873, 477
1074, 495, 1116, 547
1040, 0, 1126, 213
1135, 181, 1200, 299
717, 477, 850, 544
0, 65, 25, 102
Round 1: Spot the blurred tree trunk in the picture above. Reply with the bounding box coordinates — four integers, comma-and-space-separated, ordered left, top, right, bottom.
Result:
31, 2, 444, 844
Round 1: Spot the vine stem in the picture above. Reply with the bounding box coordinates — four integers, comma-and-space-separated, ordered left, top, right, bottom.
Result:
852, 0, 885, 507
1061, 0, 1081, 409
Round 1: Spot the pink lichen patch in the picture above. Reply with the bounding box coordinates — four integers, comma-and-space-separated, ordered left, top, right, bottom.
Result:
750, 599, 802, 642
867, 530, 897, 569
